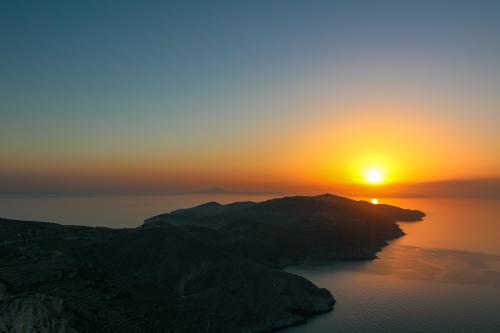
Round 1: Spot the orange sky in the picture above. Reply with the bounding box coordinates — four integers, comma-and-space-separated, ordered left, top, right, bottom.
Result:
2, 97, 499, 194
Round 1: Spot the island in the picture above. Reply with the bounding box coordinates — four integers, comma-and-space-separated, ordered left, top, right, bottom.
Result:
0, 194, 424, 333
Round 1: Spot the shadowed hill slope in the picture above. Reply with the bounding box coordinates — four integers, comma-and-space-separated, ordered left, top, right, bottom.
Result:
0, 218, 333, 333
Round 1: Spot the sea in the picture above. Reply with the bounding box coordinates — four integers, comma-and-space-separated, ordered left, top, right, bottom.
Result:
1, 194, 499, 333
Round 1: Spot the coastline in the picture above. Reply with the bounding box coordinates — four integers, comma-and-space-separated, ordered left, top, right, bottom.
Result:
0, 194, 425, 333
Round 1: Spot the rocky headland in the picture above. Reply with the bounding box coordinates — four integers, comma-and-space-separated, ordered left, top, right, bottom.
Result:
0, 194, 424, 332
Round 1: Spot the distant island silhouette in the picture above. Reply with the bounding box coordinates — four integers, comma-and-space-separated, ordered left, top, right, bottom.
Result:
0, 194, 424, 332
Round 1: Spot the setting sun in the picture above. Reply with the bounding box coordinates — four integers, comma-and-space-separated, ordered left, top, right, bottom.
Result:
364, 168, 385, 184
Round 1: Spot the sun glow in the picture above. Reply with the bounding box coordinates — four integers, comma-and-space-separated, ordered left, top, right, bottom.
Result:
364, 167, 385, 184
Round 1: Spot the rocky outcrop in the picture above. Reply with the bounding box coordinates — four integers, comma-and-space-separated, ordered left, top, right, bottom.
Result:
0, 294, 77, 333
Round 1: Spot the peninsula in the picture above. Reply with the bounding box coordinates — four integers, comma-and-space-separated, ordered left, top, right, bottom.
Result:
0, 194, 424, 333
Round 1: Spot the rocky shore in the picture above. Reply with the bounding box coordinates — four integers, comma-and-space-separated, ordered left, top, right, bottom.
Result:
0, 194, 424, 332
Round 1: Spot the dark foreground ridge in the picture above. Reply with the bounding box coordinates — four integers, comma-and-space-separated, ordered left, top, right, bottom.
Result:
0, 194, 424, 333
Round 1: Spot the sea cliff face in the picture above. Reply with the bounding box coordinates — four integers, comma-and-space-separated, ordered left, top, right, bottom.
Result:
0, 194, 424, 333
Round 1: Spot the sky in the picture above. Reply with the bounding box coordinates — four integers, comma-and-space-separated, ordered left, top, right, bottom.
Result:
1, 0, 500, 194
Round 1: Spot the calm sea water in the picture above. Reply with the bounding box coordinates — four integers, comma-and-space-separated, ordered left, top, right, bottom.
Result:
1, 195, 499, 332
285, 197, 500, 333
0, 193, 277, 228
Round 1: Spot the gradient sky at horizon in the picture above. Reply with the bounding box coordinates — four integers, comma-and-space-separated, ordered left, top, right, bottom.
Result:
1, 1, 500, 194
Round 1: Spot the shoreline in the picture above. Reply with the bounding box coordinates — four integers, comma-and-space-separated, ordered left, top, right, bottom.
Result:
0, 194, 425, 333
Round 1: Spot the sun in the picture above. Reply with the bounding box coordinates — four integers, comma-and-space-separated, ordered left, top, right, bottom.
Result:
364, 167, 385, 184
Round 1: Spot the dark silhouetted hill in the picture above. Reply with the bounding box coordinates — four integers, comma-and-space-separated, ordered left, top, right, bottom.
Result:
0, 194, 424, 332
145, 193, 424, 266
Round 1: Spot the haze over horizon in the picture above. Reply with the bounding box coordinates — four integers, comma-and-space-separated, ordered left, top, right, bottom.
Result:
2, 1, 500, 195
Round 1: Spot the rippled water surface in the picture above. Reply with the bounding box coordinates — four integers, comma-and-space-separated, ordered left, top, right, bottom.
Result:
285, 198, 500, 333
